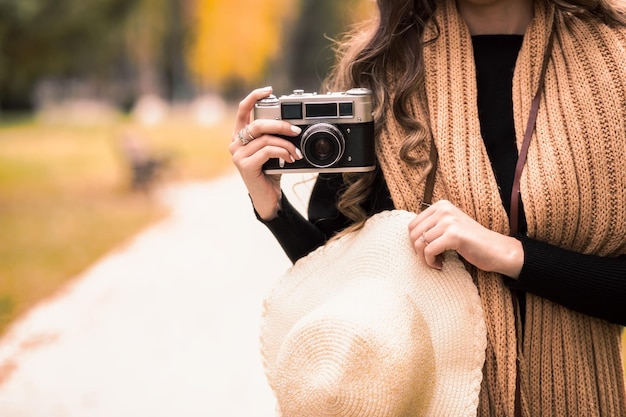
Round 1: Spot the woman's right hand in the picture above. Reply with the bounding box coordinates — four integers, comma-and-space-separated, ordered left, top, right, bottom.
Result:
229, 86, 304, 220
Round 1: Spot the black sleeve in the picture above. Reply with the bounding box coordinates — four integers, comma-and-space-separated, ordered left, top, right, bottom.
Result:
255, 193, 327, 264
507, 236, 626, 326
255, 173, 353, 263
256, 169, 394, 264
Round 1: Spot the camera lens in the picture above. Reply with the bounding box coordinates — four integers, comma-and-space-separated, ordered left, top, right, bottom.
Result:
312, 137, 333, 159
300, 123, 345, 168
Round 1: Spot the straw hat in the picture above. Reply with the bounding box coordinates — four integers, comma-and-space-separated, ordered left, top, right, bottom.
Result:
261, 210, 487, 417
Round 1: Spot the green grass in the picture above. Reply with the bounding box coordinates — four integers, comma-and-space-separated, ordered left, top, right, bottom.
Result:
0, 110, 235, 334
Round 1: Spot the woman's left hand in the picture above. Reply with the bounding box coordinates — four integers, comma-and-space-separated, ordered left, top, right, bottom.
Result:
408, 200, 524, 278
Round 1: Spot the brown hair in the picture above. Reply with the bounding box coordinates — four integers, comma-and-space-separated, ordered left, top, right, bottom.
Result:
322, 0, 626, 230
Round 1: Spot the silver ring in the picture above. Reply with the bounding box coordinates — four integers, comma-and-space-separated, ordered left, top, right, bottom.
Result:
244, 125, 255, 141
421, 231, 429, 245
238, 128, 250, 145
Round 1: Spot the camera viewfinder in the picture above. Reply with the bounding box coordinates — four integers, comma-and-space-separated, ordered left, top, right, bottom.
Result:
339, 102, 354, 117
306, 103, 338, 118
281, 103, 303, 120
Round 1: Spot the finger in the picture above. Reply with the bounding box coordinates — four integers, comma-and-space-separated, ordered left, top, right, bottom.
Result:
231, 138, 303, 175
248, 119, 302, 139
408, 217, 445, 270
422, 233, 445, 270
422, 220, 454, 270
408, 223, 430, 269
236, 145, 300, 177
408, 215, 437, 248
234, 86, 273, 132
230, 135, 302, 162
231, 119, 302, 149
408, 203, 437, 233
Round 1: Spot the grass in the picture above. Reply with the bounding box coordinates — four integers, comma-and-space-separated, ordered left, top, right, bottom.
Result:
0, 109, 235, 335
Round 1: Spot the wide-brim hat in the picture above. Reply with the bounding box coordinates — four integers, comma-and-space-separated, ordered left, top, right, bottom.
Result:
261, 210, 487, 417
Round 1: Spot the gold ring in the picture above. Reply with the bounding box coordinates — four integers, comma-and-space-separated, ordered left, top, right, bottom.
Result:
244, 125, 255, 141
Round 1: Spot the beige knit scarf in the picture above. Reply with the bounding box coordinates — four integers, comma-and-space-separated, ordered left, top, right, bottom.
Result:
376, 0, 626, 415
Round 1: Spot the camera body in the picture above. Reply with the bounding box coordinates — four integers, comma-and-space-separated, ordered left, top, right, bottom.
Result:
254, 88, 376, 174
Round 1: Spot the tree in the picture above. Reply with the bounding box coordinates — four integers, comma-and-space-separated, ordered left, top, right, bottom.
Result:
0, 0, 138, 109
281, 0, 354, 93
265, 0, 374, 94
0, 0, 374, 109
185, 0, 296, 98
185, 0, 374, 98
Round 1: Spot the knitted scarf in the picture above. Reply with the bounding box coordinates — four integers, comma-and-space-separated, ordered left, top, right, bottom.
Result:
376, 0, 626, 416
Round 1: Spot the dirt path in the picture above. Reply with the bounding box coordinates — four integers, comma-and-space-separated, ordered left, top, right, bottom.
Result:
0, 172, 314, 417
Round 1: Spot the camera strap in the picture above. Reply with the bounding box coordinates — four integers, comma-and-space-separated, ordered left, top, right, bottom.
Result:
420, 135, 438, 212
509, 26, 555, 237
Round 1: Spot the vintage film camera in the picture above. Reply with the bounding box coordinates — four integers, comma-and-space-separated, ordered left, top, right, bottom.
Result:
254, 88, 376, 174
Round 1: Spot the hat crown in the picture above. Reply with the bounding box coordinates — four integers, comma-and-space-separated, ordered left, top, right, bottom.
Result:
274, 279, 435, 417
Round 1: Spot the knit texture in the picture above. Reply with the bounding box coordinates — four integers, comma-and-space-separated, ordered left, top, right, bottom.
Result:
375, 0, 626, 416
261, 210, 487, 417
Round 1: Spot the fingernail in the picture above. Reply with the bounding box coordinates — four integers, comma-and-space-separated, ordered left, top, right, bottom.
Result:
291, 125, 302, 134
263, 86, 272, 92
434, 255, 444, 270
279, 158, 285, 168
295, 148, 303, 159
290, 155, 295, 163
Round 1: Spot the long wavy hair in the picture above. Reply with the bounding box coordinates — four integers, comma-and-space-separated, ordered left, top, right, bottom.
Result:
321, 0, 626, 229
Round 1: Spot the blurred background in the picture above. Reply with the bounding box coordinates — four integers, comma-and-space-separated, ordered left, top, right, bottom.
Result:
0, 0, 373, 334
0, 0, 624, 413
0, 0, 378, 414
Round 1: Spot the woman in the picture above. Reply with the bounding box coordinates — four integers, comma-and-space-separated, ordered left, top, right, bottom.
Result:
230, 0, 626, 415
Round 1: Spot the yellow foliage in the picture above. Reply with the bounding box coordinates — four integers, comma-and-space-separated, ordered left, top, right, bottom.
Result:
186, 0, 376, 91
187, 0, 296, 90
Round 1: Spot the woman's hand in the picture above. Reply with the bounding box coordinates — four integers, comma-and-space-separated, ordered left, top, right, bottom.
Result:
408, 200, 524, 278
229, 87, 303, 220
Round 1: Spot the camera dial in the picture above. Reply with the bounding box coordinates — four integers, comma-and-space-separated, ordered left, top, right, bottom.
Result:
256, 95, 279, 106
346, 87, 372, 96
301, 123, 345, 168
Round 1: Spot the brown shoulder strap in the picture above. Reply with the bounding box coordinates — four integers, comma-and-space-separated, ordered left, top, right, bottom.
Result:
420, 137, 438, 211
509, 27, 555, 236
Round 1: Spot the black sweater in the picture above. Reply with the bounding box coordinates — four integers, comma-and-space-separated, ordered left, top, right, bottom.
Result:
257, 35, 626, 326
